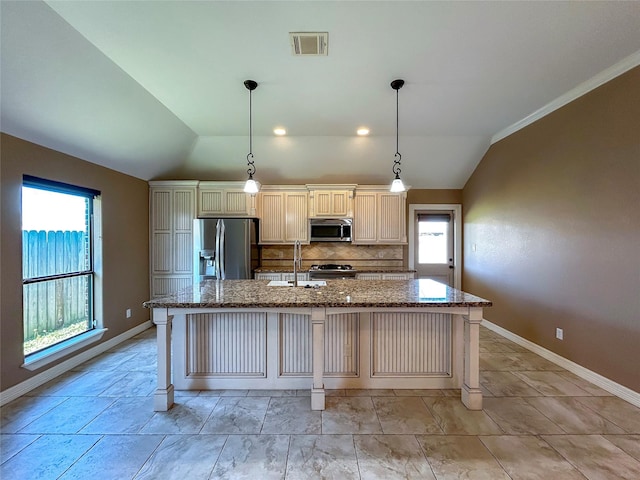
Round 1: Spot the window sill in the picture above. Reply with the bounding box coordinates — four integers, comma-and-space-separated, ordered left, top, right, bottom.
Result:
22, 328, 108, 371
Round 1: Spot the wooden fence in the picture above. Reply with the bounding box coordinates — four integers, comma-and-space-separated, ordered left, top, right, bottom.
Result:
22, 230, 90, 343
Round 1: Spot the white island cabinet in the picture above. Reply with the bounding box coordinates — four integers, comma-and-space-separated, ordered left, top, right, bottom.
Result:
144, 279, 491, 412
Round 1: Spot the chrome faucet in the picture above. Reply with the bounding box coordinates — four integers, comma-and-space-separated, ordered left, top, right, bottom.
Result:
293, 240, 302, 287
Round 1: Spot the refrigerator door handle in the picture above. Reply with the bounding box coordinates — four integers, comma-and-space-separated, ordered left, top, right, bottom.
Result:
218, 219, 226, 279
215, 219, 221, 279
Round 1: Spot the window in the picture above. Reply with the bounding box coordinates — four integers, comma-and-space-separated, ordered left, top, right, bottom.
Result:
22, 176, 100, 358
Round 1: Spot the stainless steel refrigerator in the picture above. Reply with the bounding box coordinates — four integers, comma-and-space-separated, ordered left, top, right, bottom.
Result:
193, 218, 259, 281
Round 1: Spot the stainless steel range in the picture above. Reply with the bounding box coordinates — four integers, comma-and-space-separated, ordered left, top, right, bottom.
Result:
308, 264, 357, 280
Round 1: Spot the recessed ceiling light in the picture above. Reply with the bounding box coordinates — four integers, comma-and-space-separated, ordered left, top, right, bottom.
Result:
357, 128, 370, 136
273, 128, 287, 136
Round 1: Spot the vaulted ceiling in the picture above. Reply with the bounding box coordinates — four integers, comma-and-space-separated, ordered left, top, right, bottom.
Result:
2, 1, 639, 187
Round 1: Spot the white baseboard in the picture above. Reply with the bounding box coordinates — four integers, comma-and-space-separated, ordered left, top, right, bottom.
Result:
0, 321, 152, 406
482, 319, 640, 408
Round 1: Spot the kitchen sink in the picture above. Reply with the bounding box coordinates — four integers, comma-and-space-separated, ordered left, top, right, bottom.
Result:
267, 280, 327, 287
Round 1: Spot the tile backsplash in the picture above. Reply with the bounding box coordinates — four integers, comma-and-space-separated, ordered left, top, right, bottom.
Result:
260, 243, 404, 269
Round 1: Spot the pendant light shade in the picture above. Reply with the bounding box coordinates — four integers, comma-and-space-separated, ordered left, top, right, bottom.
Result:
244, 176, 259, 194
243, 80, 259, 194
389, 79, 406, 193
390, 173, 405, 192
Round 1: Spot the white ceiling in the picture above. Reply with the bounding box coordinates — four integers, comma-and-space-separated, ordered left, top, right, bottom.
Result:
2, 1, 639, 187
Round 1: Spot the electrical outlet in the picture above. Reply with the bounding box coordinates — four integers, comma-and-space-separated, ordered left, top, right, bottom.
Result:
556, 328, 563, 340
126, 308, 132, 318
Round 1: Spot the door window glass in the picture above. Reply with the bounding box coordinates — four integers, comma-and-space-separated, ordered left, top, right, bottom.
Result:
417, 214, 450, 264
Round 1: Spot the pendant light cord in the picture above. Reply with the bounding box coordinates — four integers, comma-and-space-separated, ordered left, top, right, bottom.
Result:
392, 83, 402, 176
246, 81, 257, 177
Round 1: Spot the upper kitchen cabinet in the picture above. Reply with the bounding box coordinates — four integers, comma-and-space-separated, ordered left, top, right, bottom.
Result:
258, 186, 309, 244
353, 186, 408, 244
149, 181, 198, 297
307, 185, 356, 218
198, 181, 257, 217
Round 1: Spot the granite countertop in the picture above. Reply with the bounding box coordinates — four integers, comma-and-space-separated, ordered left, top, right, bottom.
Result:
354, 268, 417, 273
255, 267, 417, 273
143, 279, 491, 309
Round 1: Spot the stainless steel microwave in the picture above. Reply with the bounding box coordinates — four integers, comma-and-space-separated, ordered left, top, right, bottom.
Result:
309, 218, 352, 242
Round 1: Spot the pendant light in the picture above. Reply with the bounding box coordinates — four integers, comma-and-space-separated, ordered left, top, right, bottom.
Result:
389, 79, 406, 193
243, 79, 259, 194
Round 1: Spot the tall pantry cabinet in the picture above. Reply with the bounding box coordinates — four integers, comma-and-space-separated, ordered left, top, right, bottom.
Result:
149, 181, 197, 298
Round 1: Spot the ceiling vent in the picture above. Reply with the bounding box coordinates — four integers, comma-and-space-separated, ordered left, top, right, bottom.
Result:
289, 32, 328, 56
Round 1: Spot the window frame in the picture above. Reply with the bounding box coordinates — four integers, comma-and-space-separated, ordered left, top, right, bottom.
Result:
21, 176, 105, 369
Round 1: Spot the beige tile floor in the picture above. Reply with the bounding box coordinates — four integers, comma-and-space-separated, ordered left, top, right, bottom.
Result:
1, 326, 639, 479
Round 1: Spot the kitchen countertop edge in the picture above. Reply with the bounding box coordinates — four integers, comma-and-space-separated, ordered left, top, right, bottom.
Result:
144, 279, 492, 309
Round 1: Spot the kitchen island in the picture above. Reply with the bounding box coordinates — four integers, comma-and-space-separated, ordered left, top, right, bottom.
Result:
143, 279, 491, 412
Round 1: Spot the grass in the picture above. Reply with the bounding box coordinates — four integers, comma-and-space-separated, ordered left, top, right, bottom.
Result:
24, 322, 90, 356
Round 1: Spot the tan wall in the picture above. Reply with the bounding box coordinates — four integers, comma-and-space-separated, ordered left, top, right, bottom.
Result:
407, 189, 462, 205
0, 134, 150, 391
462, 67, 640, 392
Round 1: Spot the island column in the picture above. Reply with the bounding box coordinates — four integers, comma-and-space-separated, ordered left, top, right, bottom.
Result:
152, 308, 175, 411
311, 307, 326, 410
461, 307, 483, 410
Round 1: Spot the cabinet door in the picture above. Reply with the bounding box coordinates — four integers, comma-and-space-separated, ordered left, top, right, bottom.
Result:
353, 193, 377, 244
173, 189, 195, 273
255, 273, 283, 281
199, 187, 250, 217
151, 187, 195, 275
198, 188, 224, 216
259, 191, 308, 244
310, 190, 353, 217
356, 273, 382, 280
151, 189, 172, 274
330, 191, 351, 217
259, 193, 285, 243
381, 273, 413, 280
377, 193, 406, 244
282, 273, 308, 281
313, 191, 333, 216
223, 190, 249, 216
284, 192, 309, 242
152, 275, 193, 298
